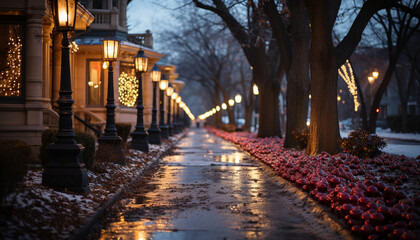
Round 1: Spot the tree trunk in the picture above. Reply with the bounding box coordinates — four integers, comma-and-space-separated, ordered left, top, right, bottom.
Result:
401, 103, 408, 132
227, 106, 235, 125
243, 104, 253, 131
305, 1, 340, 155
257, 73, 282, 138
368, 58, 398, 132
353, 69, 368, 130
283, 0, 311, 148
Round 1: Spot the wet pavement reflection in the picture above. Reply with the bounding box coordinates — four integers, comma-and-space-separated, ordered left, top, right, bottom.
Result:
98, 129, 351, 240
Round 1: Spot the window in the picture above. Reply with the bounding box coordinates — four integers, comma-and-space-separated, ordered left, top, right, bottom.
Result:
92, 0, 108, 9
87, 60, 104, 106
0, 16, 25, 103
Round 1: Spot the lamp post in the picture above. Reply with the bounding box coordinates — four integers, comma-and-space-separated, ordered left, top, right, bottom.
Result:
253, 84, 259, 132
43, 0, 89, 193
171, 92, 178, 134
166, 85, 174, 136
368, 70, 379, 107
148, 64, 161, 144
175, 96, 182, 133
228, 98, 235, 125
235, 94, 242, 126
159, 74, 169, 139
95, 36, 125, 164
131, 49, 149, 152
180, 101, 186, 129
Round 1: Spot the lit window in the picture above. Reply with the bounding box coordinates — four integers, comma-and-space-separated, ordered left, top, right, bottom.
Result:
0, 18, 24, 102
87, 60, 104, 106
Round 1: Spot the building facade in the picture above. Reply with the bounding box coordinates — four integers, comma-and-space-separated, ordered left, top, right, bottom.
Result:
0, 0, 182, 153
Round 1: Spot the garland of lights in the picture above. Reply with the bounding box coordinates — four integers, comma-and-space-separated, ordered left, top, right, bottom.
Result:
0, 29, 22, 97
338, 60, 360, 112
118, 72, 138, 107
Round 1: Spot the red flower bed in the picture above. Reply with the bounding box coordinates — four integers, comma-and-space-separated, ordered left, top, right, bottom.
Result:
208, 127, 420, 240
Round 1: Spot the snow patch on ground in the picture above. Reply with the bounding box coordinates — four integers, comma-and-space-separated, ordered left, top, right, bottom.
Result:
0, 131, 186, 240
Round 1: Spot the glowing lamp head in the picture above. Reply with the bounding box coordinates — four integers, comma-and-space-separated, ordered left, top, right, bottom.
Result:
102, 37, 120, 61
253, 84, 259, 95
221, 103, 227, 110
235, 94, 242, 103
159, 74, 169, 90
176, 96, 181, 103
228, 99, 234, 106
166, 86, 174, 96
171, 92, 178, 100
216, 106, 220, 111
337, 95, 341, 101
180, 102, 186, 108
376, 108, 380, 113
150, 64, 161, 82
134, 49, 148, 72
52, 0, 77, 31
372, 70, 379, 79
368, 76, 374, 85
212, 108, 216, 114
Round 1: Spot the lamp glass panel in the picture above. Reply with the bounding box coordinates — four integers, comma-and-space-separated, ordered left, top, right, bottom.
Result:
160, 79, 168, 90
166, 86, 174, 96
56, 0, 76, 29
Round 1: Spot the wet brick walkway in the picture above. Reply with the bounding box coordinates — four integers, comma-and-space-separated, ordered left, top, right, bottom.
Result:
98, 129, 353, 240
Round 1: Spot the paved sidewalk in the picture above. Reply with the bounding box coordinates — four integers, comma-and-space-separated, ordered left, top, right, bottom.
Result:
98, 129, 353, 240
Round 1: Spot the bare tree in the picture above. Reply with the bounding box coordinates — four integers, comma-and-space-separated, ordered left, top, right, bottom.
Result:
193, 0, 283, 138
301, 0, 407, 155
367, 0, 420, 132
263, 0, 311, 148
163, 12, 246, 127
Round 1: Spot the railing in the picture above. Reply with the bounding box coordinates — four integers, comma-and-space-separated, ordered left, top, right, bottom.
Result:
74, 114, 101, 137
90, 9, 111, 24
128, 30, 153, 48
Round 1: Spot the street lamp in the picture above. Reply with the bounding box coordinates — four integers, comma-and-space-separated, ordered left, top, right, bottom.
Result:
175, 96, 182, 133
253, 84, 259, 132
221, 103, 227, 110
368, 70, 379, 107
131, 49, 149, 152
43, 0, 89, 193
96, 36, 126, 164
166, 85, 174, 136
159, 74, 169, 139
148, 64, 161, 144
228, 99, 234, 107
171, 92, 178, 133
235, 94, 242, 126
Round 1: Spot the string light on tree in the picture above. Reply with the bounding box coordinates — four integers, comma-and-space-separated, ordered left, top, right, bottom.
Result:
118, 72, 138, 107
338, 60, 360, 112
0, 32, 22, 97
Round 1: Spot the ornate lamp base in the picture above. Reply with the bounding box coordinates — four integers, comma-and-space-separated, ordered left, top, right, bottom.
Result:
96, 136, 125, 164
42, 143, 89, 193
148, 127, 161, 144
160, 125, 169, 139
131, 131, 149, 152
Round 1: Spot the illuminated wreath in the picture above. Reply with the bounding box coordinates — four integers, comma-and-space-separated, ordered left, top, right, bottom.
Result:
118, 72, 138, 107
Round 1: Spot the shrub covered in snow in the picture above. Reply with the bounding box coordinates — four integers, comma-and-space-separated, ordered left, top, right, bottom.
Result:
116, 122, 132, 143
0, 139, 32, 200
39, 129, 96, 169
340, 129, 386, 159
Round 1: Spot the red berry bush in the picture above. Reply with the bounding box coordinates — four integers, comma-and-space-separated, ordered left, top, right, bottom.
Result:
207, 127, 420, 240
